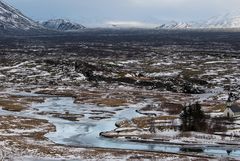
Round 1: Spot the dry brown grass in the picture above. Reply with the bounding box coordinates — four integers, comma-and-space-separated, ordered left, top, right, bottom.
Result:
0, 95, 46, 112
0, 100, 27, 112
158, 115, 178, 120
29, 132, 47, 140
91, 98, 128, 107
132, 115, 177, 128
0, 115, 55, 141
74, 91, 104, 103
0, 116, 43, 129
23, 97, 45, 104
116, 120, 132, 128
36, 89, 76, 97
211, 104, 226, 112
37, 111, 84, 121
162, 102, 184, 115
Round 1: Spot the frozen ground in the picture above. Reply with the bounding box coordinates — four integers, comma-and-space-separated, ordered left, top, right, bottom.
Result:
0, 30, 240, 160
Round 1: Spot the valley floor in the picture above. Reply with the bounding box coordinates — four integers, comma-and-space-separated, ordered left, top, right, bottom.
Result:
0, 30, 240, 160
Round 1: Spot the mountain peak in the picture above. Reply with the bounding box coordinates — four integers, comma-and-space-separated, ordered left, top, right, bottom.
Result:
202, 12, 240, 28
42, 19, 86, 31
0, 0, 41, 30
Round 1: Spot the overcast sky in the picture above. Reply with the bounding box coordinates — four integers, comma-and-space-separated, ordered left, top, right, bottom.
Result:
4, 0, 240, 27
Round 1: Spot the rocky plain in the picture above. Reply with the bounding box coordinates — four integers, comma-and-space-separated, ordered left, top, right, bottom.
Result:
0, 29, 240, 160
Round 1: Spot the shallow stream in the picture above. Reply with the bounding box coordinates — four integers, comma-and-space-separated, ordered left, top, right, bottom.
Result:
1, 91, 240, 158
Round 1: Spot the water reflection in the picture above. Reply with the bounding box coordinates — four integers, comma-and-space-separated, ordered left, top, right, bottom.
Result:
147, 144, 156, 151
226, 149, 232, 155
180, 147, 204, 153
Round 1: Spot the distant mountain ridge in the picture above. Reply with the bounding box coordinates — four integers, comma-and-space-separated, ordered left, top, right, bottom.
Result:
0, 0, 85, 33
42, 19, 86, 31
157, 12, 240, 29
156, 21, 192, 29
2, 0, 240, 32
202, 12, 240, 28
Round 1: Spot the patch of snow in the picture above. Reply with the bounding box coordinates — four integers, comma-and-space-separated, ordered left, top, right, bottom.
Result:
146, 71, 180, 77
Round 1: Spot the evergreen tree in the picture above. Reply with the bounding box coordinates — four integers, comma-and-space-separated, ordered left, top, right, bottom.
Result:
180, 102, 206, 132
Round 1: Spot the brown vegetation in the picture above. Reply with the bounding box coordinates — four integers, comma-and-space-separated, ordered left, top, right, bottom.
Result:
92, 98, 128, 107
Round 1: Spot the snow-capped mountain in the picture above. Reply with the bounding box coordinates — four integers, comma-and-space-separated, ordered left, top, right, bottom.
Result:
156, 11, 240, 30
0, 0, 41, 30
42, 19, 86, 31
201, 12, 240, 28
156, 21, 192, 29
2, 0, 240, 32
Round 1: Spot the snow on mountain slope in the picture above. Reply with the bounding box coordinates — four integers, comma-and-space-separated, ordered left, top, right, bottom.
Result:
156, 21, 192, 29
42, 19, 86, 31
0, 0, 41, 30
156, 11, 240, 29
202, 12, 240, 28
2, 0, 240, 32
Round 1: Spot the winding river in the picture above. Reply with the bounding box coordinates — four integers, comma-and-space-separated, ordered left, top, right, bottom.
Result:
1, 91, 240, 158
